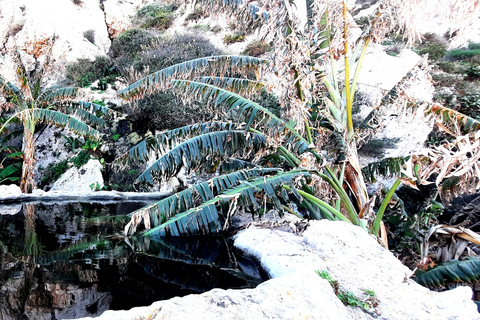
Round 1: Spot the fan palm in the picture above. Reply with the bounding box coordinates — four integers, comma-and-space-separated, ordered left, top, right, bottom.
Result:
0, 44, 112, 193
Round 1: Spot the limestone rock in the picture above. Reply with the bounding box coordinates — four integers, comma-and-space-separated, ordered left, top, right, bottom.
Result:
75, 221, 479, 320
51, 159, 103, 193
0, 185, 22, 199
76, 270, 351, 320
235, 221, 480, 320
0, 0, 111, 86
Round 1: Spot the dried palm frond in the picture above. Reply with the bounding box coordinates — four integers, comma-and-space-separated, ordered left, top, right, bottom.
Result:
421, 224, 480, 264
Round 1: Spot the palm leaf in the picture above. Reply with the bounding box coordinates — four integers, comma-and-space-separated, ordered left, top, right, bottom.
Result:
195, 76, 265, 95
362, 156, 411, 183
124, 168, 280, 235
117, 122, 240, 167
415, 256, 480, 288
136, 130, 267, 185
426, 103, 480, 135
32, 109, 99, 138
118, 55, 267, 100
143, 169, 310, 237
171, 80, 312, 156
0, 162, 22, 182
36, 87, 78, 105
0, 75, 24, 103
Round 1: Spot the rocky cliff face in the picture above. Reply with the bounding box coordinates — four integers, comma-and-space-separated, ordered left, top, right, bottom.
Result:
0, 0, 154, 86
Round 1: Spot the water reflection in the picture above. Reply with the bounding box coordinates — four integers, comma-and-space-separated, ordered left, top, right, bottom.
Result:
0, 202, 262, 320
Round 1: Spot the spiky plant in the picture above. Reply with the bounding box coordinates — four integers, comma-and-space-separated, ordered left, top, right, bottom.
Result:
0, 40, 113, 193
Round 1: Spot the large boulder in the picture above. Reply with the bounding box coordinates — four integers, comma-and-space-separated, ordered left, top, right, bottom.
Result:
50, 159, 103, 193
75, 221, 479, 320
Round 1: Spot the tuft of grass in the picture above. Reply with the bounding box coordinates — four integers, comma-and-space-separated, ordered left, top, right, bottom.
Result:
243, 40, 272, 57
83, 29, 95, 44
185, 7, 204, 22
224, 33, 245, 45
316, 270, 378, 310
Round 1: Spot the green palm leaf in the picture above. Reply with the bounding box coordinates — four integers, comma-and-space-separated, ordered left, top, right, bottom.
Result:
143, 169, 310, 237
362, 156, 411, 183
136, 130, 267, 184
415, 256, 480, 288
0, 75, 24, 102
36, 87, 78, 104
171, 80, 311, 155
195, 76, 265, 94
117, 122, 240, 167
0, 162, 22, 183
33, 109, 99, 138
118, 55, 267, 100
125, 168, 280, 235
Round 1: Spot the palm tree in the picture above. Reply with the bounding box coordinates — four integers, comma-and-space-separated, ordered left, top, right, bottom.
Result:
0, 42, 112, 193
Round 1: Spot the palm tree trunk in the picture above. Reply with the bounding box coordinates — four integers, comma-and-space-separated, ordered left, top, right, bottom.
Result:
20, 127, 36, 193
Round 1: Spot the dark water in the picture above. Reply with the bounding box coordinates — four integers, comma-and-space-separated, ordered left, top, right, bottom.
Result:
0, 202, 263, 320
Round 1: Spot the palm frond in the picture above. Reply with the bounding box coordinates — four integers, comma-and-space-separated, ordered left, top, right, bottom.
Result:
118, 55, 267, 100
0, 75, 24, 103
36, 87, 78, 104
195, 76, 265, 95
32, 109, 99, 138
116, 122, 241, 167
0, 162, 22, 183
76, 101, 113, 115
172, 80, 312, 155
426, 103, 480, 135
416, 256, 480, 288
362, 156, 411, 183
136, 130, 267, 184
125, 168, 280, 235
143, 169, 310, 237
219, 158, 259, 172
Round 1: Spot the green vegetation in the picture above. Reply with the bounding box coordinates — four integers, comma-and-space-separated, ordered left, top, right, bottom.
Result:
316, 270, 378, 309
185, 7, 204, 22
83, 29, 95, 44
134, 4, 177, 30
224, 33, 245, 44
0, 40, 111, 193
66, 56, 118, 87
243, 40, 272, 57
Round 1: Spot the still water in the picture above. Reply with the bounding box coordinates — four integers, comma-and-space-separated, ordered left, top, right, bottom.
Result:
0, 202, 262, 319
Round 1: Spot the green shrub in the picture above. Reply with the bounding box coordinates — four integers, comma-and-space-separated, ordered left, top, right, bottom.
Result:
466, 64, 480, 78
417, 33, 447, 61
447, 48, 480, 60
135, 4, 176, 30
132, 33, 222, 72
468, 42, 480, 50
72, 150, 91, 168
224, 33, 245, 44
243, 40, 272, 57
110, 29, 157, 58
40, 160, 69, 187
124, 91, 210, 133
185, 7, 204, 22
419, 43, 447, 60
65, 56, 117, 87
83, 29, 95, 44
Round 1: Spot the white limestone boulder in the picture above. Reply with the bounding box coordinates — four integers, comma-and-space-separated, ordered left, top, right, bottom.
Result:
51, 159, 103, 193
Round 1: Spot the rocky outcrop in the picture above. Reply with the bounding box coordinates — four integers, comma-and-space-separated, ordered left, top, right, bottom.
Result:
0, 0, 111, 85
74, 220, 480, 320
51, 159, 104, 193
